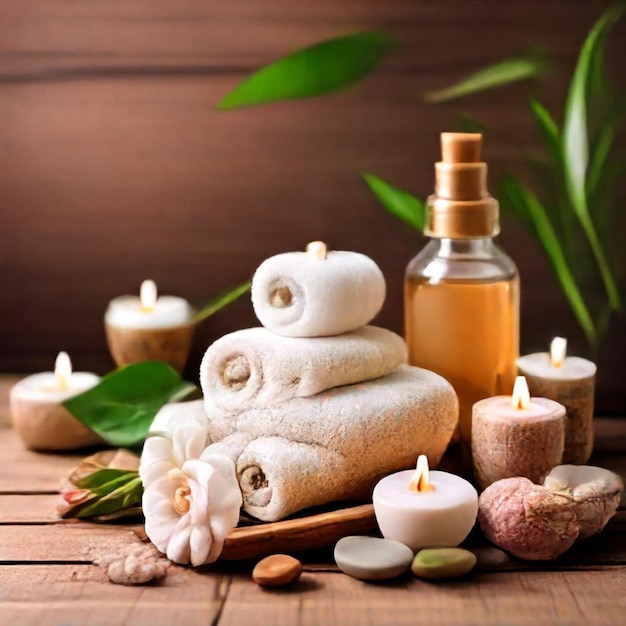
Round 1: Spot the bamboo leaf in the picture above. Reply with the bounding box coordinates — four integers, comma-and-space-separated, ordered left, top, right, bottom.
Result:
362, 173, 425, 231
63, 361, 198, 447
529, 98, 562, 166
501, 175, 596, 346
562, 5, 624, 310
425, 56, 547, 103
455, 114, 488, 134
497, 177, 534, 234
586, 123, 615, 198
218, 32, 394, 110
193, 281, 251, 323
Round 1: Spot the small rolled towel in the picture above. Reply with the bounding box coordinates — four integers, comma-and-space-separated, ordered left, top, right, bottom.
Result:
251, 248, 386, 337
205, 364, 459, 520
200, 325, 407, 414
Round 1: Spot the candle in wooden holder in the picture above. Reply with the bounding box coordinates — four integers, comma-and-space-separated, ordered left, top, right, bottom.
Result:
517, 337, 596, 464
472, 376, 566, 490
10, 352, 102, 451
105, 280, 195, 373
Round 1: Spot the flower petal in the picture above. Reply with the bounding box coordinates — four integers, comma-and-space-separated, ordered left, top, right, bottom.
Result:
171, 423, 209, 467
189, 523, 213, 566
166, 522, 192, 565
139, 437, 176, 487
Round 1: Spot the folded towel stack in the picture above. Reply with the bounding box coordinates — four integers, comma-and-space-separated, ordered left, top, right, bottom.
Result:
200, 243, 459, 521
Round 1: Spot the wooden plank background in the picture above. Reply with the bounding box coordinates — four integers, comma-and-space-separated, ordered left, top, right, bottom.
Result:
0, 1, 625, 411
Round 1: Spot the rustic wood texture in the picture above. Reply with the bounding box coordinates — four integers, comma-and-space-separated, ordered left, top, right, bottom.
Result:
0, 375, 625, 625
0, 1, 625, 412
0, 566, 228, 626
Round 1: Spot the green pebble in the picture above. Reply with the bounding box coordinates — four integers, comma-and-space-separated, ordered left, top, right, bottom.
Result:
411, 548, 477, 579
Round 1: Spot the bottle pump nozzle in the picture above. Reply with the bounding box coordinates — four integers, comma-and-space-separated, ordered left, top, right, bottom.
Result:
425, 132, 500, 239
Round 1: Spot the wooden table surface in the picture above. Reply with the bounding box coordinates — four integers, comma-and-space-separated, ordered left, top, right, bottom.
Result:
1, 375, 625, 626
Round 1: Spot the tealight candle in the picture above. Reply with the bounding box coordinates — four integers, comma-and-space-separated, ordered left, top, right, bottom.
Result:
517, 337, 596, 464
373, 455, 478, 551
10, 352, 101, 451
472, 376, 566, 489
105, 280, 195, 372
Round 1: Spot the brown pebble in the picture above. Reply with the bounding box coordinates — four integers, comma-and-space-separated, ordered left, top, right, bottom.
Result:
253, 554, 302, 587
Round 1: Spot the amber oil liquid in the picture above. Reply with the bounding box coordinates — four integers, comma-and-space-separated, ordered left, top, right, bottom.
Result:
405, 274, 519, 446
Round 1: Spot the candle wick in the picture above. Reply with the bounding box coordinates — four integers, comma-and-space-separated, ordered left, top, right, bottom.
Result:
408, 455, 435, 493
306, 241, 328, 260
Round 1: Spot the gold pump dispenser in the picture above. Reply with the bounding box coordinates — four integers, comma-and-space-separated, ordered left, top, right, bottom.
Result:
405, 132, 520, 458
425, 133, 499, 239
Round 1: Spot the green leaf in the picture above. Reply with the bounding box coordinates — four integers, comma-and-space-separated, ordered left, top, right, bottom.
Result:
76, 476, 143, 519
193, 281, 251, 323
362, 173, 425, 231
586, 100, 626, 199
501, 174, 596, 346
425, 56, 548, 103
218, 32, 394, 110
64, 361, 198, 447
455, 113, 488, 135
529, 98, 562, 166
562, 5, 624, 311
74, 468, 135, 491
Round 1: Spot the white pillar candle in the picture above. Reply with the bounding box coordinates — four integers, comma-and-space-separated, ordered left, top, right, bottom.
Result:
10, 352, 101, 451
105, 280, 193, 329
373, 455, 478, 551
472, 376, 566, 489
251, 242, 386, 337
517, 337, 596, 464
104, 280, 195, 372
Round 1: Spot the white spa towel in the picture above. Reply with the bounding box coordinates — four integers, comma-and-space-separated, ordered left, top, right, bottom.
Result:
204, 364, 459, 521
251, 249, 386, 337
200, 325, 407, 414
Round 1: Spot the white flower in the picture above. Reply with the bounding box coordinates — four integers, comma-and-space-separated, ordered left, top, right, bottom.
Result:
149, 400, 208, 439
139, 423, 242, 566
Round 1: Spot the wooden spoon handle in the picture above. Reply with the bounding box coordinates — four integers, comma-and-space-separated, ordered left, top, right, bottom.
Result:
220, 504, 376, 561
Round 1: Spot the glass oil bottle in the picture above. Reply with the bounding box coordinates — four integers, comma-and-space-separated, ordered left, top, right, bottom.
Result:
405, 133, 520, 455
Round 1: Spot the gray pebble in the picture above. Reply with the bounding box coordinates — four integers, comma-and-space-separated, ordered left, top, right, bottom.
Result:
334, 536, 414, 581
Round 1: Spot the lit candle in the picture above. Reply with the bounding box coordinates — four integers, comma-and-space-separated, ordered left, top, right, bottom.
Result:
104, 280, 195, 372
471, 376, 566, 489
372, 455, 478, 551
10, 352, 101, 451
517, 338, 596, 464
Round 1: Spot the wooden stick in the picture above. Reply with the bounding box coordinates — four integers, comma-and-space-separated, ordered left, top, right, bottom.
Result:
220, 504, 376, 560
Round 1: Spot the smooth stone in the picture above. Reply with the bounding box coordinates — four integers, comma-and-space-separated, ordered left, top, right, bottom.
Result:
252, 554, 302, 587
411, 548, 477, 579
334, 536, 414, 581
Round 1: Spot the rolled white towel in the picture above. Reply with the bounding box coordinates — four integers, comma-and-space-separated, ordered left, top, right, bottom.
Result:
251, 247, 386, 337
200, 325, 407, 414
205, 364, 459, 520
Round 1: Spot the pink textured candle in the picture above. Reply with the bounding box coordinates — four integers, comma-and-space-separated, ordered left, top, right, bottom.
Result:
472, 377, 566, 489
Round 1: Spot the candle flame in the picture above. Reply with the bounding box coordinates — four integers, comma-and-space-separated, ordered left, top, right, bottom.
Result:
512, 376, 531, 410
550, 336, 567, 369
408, 455, 435, 493
54, 352, 72, 390
140, 279, 157, 312
306, 241, 328, 260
